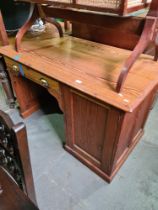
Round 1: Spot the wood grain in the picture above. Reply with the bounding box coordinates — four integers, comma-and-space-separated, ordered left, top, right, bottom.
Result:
1, 27, 158, 182
1, 35, 158, 112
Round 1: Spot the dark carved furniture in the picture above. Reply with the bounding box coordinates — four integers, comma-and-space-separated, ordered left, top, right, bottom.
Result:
0, 110, 37, 204
0, 58, 15, 108
0, 166, 39, 210
14, 0, 158, 92
0, 10, 15, 108
1, 31, 158, 182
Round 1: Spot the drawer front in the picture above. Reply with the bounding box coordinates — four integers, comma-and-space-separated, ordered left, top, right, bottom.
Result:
5, 57, 63, 110
5, 57, 60, 92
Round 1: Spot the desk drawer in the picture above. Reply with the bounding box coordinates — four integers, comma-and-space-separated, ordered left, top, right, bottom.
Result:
5, 57, 60, 92
5, 57, 63, 110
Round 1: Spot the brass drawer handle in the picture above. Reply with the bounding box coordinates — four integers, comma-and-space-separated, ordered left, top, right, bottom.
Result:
12, 65, 19, 73
40, 78, 49, 88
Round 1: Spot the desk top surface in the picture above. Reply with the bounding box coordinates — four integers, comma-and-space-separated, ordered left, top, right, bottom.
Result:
1, 26, 158, 112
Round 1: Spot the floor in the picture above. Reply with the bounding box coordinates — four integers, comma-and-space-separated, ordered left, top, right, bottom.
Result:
1, 85, 158, 210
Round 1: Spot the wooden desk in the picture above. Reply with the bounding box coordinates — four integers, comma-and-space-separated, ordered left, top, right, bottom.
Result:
0, 28, 158, 182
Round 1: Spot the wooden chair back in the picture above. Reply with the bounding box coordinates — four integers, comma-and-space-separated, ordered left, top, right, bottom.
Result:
0, 166, 39, 210
0, 110, 36, 204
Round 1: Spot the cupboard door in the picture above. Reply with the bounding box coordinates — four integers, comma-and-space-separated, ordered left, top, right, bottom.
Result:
71, 92, 109, 164
63, 87, 112, 167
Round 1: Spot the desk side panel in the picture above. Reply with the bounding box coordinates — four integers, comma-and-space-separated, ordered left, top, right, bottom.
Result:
111, 88, 158, 176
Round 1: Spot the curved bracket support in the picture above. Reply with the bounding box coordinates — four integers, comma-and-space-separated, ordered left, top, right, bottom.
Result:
45, 17, 63, 37
116, 17, 157, 92
116, 0, 158, 92
48, 89, 64, 112
15, 5, 39, 52
15, 4, 63, 52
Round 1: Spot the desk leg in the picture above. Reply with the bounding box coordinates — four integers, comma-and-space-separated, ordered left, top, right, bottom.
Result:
9, 74, 40, 118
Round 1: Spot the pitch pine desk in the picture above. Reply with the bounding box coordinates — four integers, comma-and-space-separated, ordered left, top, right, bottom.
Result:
0, 30, 158, 182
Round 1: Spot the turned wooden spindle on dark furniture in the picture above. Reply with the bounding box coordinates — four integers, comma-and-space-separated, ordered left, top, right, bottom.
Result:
0, 11, 15, 108
0, 110, 37, 205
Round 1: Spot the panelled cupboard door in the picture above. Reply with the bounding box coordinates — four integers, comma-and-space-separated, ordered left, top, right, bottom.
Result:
62, 85, 124, 179
68, 90, 109, 166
